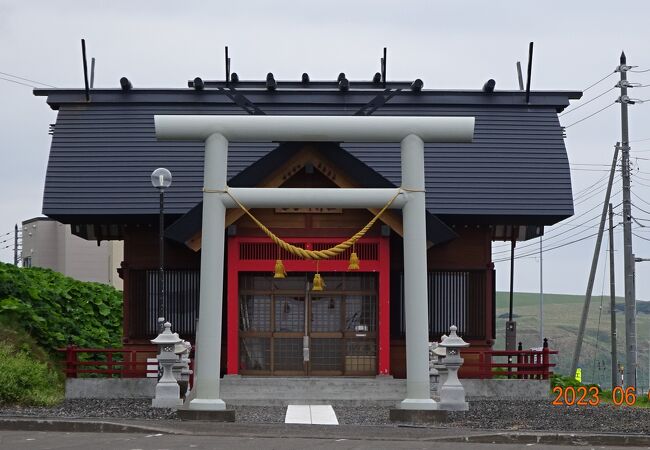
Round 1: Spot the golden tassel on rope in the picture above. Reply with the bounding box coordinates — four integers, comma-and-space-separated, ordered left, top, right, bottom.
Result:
312, 273, 324, 291
274, 259, 286, 279
312, 261, 324, 291
348, 245, 360, 270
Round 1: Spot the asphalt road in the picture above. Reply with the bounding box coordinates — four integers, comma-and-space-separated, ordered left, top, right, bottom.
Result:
0, 431, 638, 450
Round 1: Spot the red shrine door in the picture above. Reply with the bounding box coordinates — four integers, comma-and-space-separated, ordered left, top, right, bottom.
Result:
226, 237, 390, 376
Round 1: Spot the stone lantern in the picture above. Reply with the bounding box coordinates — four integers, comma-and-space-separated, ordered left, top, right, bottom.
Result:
174, 340, 192, 399
151, 322, 183, 408
438, 325, 469, 411
432, 337, 448, 393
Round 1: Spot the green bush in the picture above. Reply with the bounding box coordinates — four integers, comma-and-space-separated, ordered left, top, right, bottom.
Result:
0, 263, 122, 354
551, 373, 585, 389
0, 341, 63, 405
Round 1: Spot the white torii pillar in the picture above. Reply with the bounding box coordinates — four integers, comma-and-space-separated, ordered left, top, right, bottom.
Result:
155, 115, 474, 411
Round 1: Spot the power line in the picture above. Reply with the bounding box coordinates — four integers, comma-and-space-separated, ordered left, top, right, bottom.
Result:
630, 175, 650, 189
0, 71, 56, 88
633, 232, 650, 242
0, 76, 36, 88
630, 68, 650, 73
571, 167, 615, 172
493, 205, 623, 256
494, 226, 621, 263
574, 172, 615, 196
582, 71, 616, 92
574, 185, 621, 208
631, 172, 650, 183
632, 202, 650, 216
493, 200, 623, 255
570, 163, 616, 167
564, 102, 616, 129
560, 87, 616, 117
632, 191, 650, 207
492, 198, 623, 252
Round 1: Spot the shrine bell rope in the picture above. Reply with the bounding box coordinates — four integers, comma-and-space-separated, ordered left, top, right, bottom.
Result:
203, 187, 403, 260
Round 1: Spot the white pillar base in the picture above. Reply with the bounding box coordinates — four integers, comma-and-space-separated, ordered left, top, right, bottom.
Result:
398, 398, 439, 410
188, 398, 227, 411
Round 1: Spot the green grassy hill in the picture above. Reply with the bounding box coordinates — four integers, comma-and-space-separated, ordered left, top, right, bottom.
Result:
494, 292, 650, 389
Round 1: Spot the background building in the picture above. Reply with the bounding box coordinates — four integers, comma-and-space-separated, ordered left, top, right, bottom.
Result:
21, 217, 123, 290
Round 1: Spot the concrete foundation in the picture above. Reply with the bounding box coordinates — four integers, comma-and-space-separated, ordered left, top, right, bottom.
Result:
65, 378, 156, 399
65, 377, 550, 403
220, 376, 406, 406
461, 379, 551, 399
389, 408, 448, 424
177, 409, 235, 422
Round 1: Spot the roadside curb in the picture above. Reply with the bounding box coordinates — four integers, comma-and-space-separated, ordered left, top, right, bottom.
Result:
441, 431, 650, 447
1, 416, 649, 446
0, 417, 180, 435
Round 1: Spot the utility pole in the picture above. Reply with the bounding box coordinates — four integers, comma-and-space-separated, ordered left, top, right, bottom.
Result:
608, 203, 618, 388
13, 224, 18, 266
570, 144, 620, 378
618, 51, 637, 389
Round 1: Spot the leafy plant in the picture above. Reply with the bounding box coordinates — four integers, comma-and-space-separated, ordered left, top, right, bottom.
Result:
0, 263, 123, 355
0, 341, 63, 405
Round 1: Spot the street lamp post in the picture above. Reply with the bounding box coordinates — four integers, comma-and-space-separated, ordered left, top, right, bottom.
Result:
151, 168, 172, 333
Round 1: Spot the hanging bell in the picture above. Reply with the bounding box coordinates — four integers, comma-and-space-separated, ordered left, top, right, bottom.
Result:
348, 251, 360, 270
274, 259, 286, 279
312, 273, 324, 291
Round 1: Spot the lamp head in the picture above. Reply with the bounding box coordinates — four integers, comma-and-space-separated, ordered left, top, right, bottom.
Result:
151, 167, 172, 190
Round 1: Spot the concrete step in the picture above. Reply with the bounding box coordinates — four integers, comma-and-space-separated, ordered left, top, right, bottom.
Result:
220, 376, 409, 406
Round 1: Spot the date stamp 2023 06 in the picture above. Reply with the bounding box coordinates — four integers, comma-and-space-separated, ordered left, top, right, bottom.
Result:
552, 385, 645, 407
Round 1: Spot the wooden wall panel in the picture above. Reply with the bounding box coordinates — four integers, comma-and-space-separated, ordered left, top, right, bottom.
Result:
124, 226, 200, 269
427, 227, 492, 270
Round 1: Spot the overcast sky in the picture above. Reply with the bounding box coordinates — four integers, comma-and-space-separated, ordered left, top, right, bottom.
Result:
1, 0, 649, 301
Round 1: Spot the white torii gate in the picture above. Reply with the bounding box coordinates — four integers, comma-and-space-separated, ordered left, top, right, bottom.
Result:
154, 115, 475, 411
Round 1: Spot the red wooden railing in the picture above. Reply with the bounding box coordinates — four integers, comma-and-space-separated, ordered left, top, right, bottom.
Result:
59, 346, 159, 378
460, 346, 557, 380
60, 345, 556, 380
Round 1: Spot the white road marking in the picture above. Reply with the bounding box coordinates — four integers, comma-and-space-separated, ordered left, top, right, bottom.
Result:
284, 404, 338, 425
285, 405, 312, 424
309, 405, 338, 425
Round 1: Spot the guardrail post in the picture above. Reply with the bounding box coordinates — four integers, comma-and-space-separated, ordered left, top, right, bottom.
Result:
65, 344, 78, 378
542, 338, 550, 380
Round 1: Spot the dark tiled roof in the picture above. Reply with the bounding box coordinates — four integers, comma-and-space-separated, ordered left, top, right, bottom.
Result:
35, 87, 579, 224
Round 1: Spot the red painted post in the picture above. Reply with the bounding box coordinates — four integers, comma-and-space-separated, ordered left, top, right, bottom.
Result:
226, 236, 240, 374
378, 235, 391, 375
65, 345, 78, 378
106, 352, 113, 377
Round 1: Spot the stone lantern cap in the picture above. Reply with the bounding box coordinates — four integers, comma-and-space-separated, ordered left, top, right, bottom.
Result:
433, 344, 447, 357
174, 340, 191, 354
151, 322, 182, 345
439, 325, 469, 348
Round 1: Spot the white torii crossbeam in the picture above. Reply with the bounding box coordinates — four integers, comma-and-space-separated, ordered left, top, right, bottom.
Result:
154, 115, 475, 411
